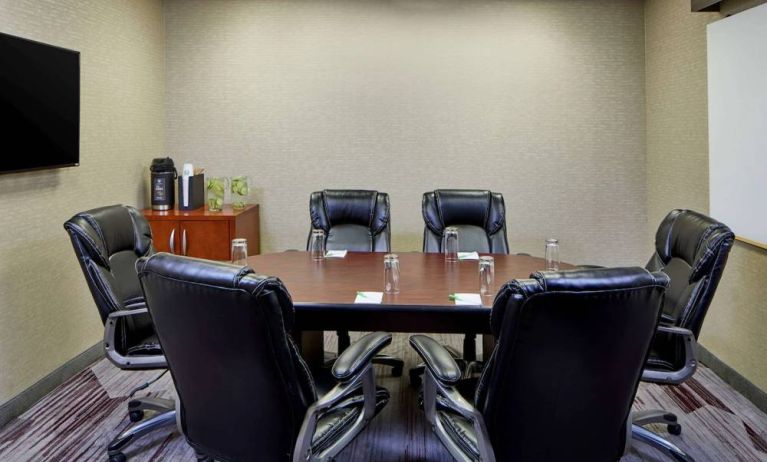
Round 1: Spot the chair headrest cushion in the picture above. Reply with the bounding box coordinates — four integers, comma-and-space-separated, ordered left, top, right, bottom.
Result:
654, 209, 734, 281
310, 190, 389, 235
137, 253, 296, 335
137, 253, 257, 289
64, 205, 151, 267
491, 267, 669, 335
422, 189, 505, 236
528, 267, 670, 293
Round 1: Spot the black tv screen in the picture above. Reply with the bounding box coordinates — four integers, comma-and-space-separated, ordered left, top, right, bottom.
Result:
0, 32, 79, 174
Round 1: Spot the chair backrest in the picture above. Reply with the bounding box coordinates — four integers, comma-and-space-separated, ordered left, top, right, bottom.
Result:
645, 209, 734, 337
422, 189, 509, 254
138, 253, 316, 462
475, 267, 668, 461
63, 205, 154, 323
307, 190, 391, 252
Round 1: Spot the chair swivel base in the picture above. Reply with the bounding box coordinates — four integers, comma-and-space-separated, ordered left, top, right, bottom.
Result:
107, 408, 177, 462
633, 409, 682, 435
631, 424, 693, 462
127, 397, 175, 423
195, 452, 214, 462
630, 410, 692, 462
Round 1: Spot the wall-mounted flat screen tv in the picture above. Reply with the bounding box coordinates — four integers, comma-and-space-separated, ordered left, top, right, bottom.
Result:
0, 32, 80, 174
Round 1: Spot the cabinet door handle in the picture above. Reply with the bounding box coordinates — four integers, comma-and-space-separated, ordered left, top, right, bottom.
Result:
169, 228, 176, 254
182, 228, 188, 256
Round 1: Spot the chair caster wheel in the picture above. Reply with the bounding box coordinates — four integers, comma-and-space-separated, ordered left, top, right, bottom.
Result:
392, 366, 403, 377
668, 423, 682, 436
409, 370, 422, 387
109, 452, 127, 462
128, 410, 144, 422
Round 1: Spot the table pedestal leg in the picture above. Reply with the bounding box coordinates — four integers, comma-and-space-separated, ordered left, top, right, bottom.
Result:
299, 331, 324, 369
337, 330, 351, 354
481, 334, 496, 361
463, 333, 477, 362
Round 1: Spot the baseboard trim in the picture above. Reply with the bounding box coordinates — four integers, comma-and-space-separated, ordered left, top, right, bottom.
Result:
698, 344, 767, 413
0, 343, 102, 429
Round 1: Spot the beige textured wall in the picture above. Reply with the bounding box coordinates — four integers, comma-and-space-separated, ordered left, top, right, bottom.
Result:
0, 0, 165, 405
645, 0, 715, 222
645, 0, 767, 390
164, 0, 648, 266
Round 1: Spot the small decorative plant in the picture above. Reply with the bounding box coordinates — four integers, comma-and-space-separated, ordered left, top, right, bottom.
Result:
231, 176, 250, 209
207, 177, 227, 211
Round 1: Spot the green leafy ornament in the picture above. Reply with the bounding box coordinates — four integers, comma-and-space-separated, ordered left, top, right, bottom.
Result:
207, 177, 227, 211
231, 176, 250, 209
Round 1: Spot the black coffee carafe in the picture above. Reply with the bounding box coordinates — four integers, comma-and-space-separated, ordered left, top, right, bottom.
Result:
150, 157, 177, 211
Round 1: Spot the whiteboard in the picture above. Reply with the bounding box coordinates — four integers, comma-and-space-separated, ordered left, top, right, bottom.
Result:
708, 3, 767, 247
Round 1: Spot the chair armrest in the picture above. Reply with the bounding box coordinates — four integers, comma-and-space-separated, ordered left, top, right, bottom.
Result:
409, 335, 462, 385
108, 307, 150, 318
332, 332, 392, 381
412, 335, 496, 461
576, 264, 605, 269
643, 326, 697, 385
656, 325, 694, 336
295, 333, 391, 461
660, 313, 677, 325
104, 308, 167, 369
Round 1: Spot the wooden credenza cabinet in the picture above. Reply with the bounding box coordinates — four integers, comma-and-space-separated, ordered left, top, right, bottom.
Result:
143, 204, 260, 260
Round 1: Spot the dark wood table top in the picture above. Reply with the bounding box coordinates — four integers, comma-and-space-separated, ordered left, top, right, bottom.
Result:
247, 251, 572, 334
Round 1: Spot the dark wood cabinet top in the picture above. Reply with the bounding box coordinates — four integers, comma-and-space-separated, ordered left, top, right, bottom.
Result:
143, 204, 259, 221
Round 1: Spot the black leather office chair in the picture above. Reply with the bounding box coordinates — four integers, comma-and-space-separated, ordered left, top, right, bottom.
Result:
630, 210, 734, 449
411, 267, 696, 462
412, 190, 510, 386
64, 205, 175, 462
308, 189, 404, 376
422, 189, 509, 254
137, 253, 391, 462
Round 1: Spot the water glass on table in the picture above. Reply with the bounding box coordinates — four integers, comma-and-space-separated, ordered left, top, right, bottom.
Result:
384, 254, 400, 295
479, 256, 495, 296
309, 229, 326, 261
231, 238, 248, 266
545, 238, 560, 271
443, 227, 459, 262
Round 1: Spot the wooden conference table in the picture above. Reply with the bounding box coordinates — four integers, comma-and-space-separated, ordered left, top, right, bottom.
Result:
245, 251, 572, 365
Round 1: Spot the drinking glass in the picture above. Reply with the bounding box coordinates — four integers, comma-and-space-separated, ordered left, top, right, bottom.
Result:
207, 177, 229, 211
545, 238, 560, 271
230, 176, 250, 209
443, 227, 459, 262
384, 254, 400, 295
479, 256, 495, 296
231, 238, 248, 266
309, 229, 326, 261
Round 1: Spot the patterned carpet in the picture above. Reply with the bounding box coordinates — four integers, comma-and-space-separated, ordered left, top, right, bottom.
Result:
0, 333, 765, 462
